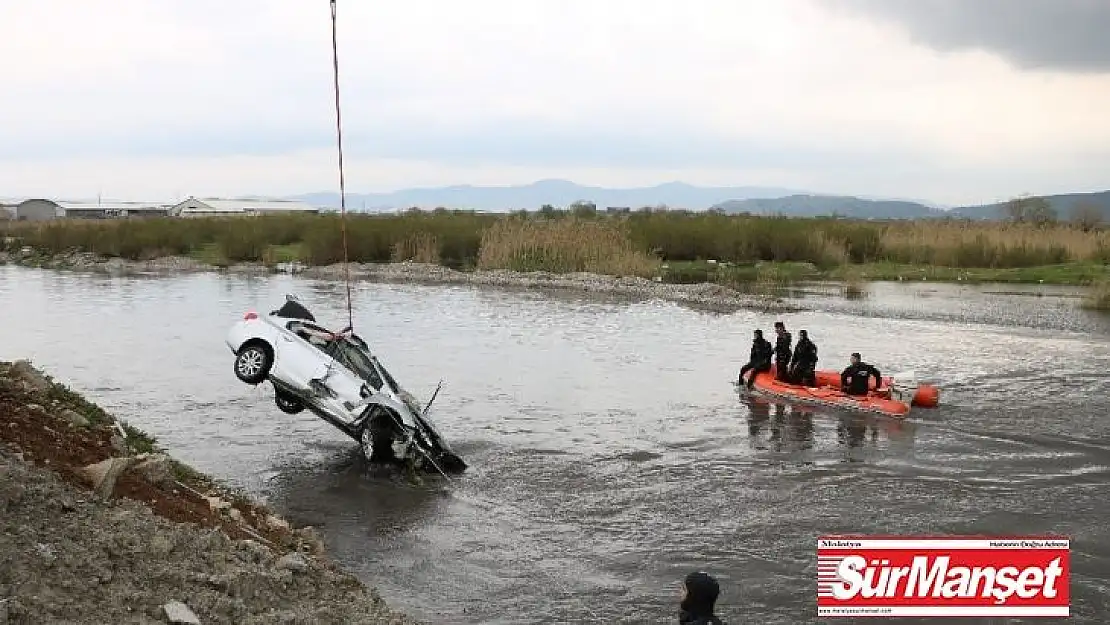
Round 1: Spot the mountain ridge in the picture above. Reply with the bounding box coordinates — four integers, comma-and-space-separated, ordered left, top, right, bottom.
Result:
286, 180, 1108, 221
291, 179, 808, 212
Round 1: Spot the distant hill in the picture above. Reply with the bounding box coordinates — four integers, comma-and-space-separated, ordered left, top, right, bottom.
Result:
949, 190, 1110, 222
290, 179, 805, 212
286, 180, 1109, 222
711, 194, 947, 219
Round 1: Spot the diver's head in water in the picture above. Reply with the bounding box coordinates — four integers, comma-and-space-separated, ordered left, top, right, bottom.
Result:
681, 571, 720, 619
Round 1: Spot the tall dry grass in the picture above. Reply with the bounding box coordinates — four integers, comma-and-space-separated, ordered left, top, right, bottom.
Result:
390, 232, 440, 264
1082, 279, 1110, 311
476, 217, 661, 277
879, 221, 1110, 267
838, 265, 867, 299
808, 230, 851, 266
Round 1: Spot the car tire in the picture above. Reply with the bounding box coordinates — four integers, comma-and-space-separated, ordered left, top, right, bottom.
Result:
234, 342, 272, 385
359, 410, 398, 463
274, 390, 304, 414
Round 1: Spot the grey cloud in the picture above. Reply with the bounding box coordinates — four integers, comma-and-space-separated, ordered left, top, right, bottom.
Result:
831, 0, 1110, 72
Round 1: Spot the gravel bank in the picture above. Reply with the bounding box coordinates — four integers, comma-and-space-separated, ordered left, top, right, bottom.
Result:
0, 360, 420, 625
0, 248, 804, 313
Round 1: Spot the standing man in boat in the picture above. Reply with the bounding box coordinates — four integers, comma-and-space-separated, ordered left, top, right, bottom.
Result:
789, 329, 818, 386
772, 321, 792, 382
738, 329, 774, 390
841, 353, 882, 396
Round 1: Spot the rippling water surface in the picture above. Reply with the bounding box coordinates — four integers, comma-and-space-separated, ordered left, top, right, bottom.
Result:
2, 265, 1109, 624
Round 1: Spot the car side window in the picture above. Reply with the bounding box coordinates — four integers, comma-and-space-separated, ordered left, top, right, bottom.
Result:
288, 321, 334, 352
337, 341, 384, 391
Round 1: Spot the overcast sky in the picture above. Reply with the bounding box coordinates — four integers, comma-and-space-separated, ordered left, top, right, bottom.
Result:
2, 0, 1108, 205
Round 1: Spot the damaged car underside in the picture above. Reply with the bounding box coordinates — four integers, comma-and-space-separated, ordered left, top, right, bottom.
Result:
226, 296, 467, 476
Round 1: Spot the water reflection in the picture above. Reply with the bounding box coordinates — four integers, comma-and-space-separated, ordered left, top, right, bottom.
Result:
742, 396, 815, 453
741, 394, 917, 462
836, 413, 870, 448
787, 406, 815, 449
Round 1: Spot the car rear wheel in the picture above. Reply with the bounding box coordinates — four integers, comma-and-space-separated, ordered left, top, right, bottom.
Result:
274, 390, 304, 414
359, 410, 400, 463
234, 343, 272, 384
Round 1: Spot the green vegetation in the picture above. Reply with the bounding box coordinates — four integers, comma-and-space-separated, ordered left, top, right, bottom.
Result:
44, 378, 115, 427
42, 374, 159, 453
3, 208, 1108, 287
38, 364, 233, 491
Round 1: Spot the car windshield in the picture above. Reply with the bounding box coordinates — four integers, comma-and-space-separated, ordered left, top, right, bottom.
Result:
333, 340, 385, 392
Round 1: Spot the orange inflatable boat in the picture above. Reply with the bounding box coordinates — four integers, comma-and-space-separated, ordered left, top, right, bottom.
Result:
739, 365, 940, 418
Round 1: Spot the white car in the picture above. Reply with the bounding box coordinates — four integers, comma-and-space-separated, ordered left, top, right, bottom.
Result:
225, 295, 466, 476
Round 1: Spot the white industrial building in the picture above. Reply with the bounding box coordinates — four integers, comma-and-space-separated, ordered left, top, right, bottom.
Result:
1, 196, 322, 220
5, 199, 174, 220
59, 200, 175, 219
170, 197, 320, 218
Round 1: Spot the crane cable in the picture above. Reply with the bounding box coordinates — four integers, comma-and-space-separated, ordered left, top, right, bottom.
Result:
329, 0, 354, 334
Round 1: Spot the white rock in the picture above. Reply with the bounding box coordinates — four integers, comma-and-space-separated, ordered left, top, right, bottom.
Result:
265, 515, 290, 532
162, 600, 200, 624
77, 457, 136, 499
60, 409, 89, 428
276, 552, 309, 573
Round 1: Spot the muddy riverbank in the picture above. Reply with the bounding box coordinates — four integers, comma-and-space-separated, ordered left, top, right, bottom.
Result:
0, 248, 803, 314
0, 359, 418, 625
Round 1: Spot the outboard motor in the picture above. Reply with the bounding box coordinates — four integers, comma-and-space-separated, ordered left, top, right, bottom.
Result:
890, 371, 941, 408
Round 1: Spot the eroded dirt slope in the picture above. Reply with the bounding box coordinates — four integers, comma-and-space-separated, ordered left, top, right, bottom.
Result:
0, 360, 420, 625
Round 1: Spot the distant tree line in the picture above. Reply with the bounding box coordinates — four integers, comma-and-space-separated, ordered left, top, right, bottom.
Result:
1002, 195, 1103, 231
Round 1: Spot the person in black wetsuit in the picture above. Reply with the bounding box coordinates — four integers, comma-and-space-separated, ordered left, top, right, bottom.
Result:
680, 571, 726, 625
772, 321, 792, 382
789, 329, 818, 387
738, 329, 773, 390
841, 352, 882, 396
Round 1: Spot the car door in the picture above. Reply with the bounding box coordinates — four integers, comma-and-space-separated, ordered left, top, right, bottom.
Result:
328, 339, 381, 413
270, 320, 332, 391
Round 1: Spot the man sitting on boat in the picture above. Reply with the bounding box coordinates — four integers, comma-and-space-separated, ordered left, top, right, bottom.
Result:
738, 329, 774, 390
789, 330, 818, 387
772, 321, 792, 382
841, 353, 883, 396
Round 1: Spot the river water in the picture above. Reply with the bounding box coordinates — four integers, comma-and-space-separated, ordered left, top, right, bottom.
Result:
1, 264, 1108, 624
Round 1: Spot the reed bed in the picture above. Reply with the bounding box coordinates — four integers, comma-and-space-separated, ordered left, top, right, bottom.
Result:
878, 221, 1110, 268
3, 210, 1107, 281
390, 231, 440, 264
1082, 279, 1110, 311
838, 265, 867, 299
476, 217, 661, 277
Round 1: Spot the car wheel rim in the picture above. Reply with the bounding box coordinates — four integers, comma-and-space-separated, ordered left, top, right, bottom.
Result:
360, 428, 374, 458
237, 349, 264, 378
